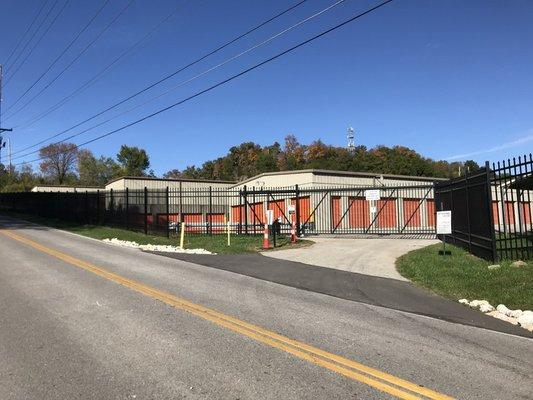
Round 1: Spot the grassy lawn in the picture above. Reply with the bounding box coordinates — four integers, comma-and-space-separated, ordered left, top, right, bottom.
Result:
1, 212, 311, 254
396, 243, 533, 310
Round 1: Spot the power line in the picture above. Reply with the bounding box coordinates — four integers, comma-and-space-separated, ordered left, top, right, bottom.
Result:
4, 0, 52, 73
10, 0, 310, 156
14, 0, 187, 131
2, 0, 111, 116
4, 0, 70, 87
11, 0, 345, 162
4, 0, 134, 121
15, 0, 395, 167
2, 0, 50, 69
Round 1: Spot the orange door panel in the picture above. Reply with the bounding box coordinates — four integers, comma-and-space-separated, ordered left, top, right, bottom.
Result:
348, 197, 369, 228
331, 196, 341, 228
183, 213, 203, 232
291, 196, 311, 223
207, 213, 225, 232
403, 199, 421, 227
505, 201, 515, 225
268, 199, 287, 222
231, 205, 245, 223
492, 201, 499, 225
426, 199, 435, 226
377, 198, 397, 228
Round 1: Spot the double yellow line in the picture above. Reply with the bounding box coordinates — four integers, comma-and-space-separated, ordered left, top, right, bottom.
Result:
0, 229, 453, 400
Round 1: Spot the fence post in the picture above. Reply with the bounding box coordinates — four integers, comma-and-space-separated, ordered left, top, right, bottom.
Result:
125, 188, 129, 230
208, 186, 213, 236
96, 190, 100, 225
110, 189, 114, 225
85, 191, 88, 224
165, 186, 170, 238
295, 184, 301, 236
485, 161, 498, 261
243, 185, 248, 235
144, 187, 148, 235
465, 172, 472, 253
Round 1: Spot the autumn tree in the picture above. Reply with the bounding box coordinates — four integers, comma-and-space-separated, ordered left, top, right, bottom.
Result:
39, 142, 79, 184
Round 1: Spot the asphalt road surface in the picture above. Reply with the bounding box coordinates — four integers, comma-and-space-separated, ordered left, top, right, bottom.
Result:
0, 216, 531, 399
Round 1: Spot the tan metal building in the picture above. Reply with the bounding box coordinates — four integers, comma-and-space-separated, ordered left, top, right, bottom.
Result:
230, 169, 443, 190
105, 176, 235, 191
31, 185, 103, 193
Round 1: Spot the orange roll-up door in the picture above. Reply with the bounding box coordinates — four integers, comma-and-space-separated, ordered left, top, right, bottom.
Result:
348, 197, 369, 228
183, 213, 203, 232
426, 199, 435, 226
268, 199, 286, 222
331, 196, 341, 228
377, 198, 397, 228
403, 199, 421, 227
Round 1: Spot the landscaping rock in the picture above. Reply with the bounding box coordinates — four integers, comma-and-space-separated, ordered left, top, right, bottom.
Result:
458, 299, 469, 305
102, 238, 214, 254
469, 300, 489, 309
511, 260, 527, 268
479, 303, 494, 313
496, 304, 510, 315
487, 264, 500, 270
517, 311, 533, 327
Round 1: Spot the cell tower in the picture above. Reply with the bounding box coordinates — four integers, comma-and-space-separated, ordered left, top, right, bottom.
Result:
347, 126, 355, 152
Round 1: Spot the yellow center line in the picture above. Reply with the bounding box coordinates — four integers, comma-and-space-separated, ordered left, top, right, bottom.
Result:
0, 229, 454, 400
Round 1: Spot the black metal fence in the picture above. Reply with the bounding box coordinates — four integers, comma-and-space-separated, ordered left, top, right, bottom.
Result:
435, 154, 533, 261
0, 184, 438, 237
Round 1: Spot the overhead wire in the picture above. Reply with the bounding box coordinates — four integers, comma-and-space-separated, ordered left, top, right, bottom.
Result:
4, 0, 71, 87
2, 0, 111, 116
11, 0, 346, 162
4, 0, 134, 121
10, 0, 310, 156
2, 0, 51, 70
14, 0, 395, 167
13, 0, 188, 131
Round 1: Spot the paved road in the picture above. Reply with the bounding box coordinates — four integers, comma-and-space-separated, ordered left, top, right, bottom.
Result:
0, 217, 531, 399
263, 237, 439, 281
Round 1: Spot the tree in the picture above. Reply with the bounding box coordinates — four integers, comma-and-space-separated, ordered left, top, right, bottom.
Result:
463, 160, 480, 174
78, 149, 120, 186
39, 142, 78, 184
116, 145, 150, 176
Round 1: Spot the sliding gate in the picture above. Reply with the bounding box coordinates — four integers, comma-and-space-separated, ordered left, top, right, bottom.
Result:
237, 184, 436, 236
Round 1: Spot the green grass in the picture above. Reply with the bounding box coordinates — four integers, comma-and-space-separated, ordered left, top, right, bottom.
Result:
396, 243, 533, 310
1, 211, 311, 254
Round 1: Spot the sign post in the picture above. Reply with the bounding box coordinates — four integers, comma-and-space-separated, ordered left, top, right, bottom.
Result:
436, 211, 452, 256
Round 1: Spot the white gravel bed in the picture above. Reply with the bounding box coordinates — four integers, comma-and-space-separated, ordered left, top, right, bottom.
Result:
102, 238, 214, 254
459, 299, 533, 332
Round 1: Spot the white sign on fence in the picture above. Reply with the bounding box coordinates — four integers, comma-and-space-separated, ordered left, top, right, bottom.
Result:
436, 211, 452, 234
365, 189, 381, 201
288, 204, 296, 215
266, 209, 274, 225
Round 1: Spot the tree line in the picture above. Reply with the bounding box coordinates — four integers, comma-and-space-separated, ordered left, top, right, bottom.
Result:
164, 135, 479, 181
0, 144, 151, 192
0, 135, 479, 192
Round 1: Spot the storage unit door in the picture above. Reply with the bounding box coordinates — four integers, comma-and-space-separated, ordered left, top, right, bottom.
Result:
183, 213, 203, 232
520, 202, 531, 225
207, 213, 225, 232
504, 201, 515, 225
348, 197, 369, 228
377, 198, 397, 228
403, 199, 421, 227
268, 199, 287, 223
426, 199, 435, 227
331, 196, 341, 229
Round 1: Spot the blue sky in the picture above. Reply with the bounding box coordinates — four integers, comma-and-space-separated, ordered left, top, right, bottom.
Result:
1, 0, 532, 175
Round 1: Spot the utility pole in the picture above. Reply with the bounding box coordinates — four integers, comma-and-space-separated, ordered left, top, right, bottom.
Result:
0, 65, 14, 171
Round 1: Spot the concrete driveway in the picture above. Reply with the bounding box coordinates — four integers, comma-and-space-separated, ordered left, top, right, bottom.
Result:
263, 237, 438, 281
